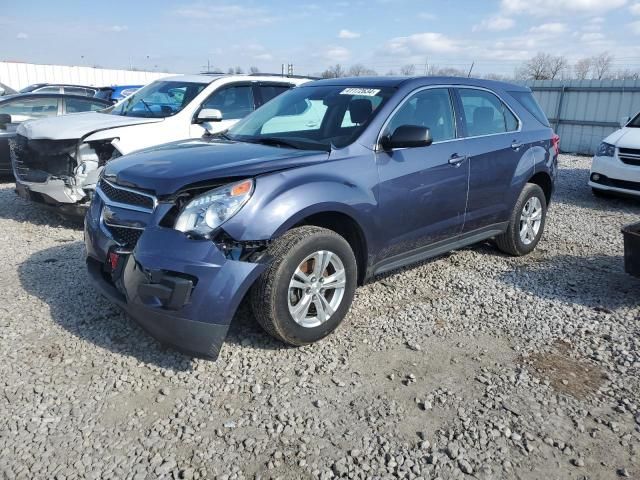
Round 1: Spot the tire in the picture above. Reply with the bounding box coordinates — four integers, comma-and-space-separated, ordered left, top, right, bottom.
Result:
495, 183, 547, 256
250, 226, 357, 346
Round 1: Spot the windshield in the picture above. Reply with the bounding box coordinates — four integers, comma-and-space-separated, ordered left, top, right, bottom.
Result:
226, 85, 395, 150
106, 80, 207, 118
629, 112, 640, 128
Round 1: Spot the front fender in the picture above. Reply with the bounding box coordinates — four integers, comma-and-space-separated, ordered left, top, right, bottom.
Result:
223, 165, 378, 245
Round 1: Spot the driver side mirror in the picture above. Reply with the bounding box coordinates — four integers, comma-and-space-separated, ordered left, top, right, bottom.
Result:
380, 125, 433, 150
0, 87, 5, 96
0, 114, 11, 129
196, 108, 223, 123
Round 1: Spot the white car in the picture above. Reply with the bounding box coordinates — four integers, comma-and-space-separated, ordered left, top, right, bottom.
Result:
589, 112, 640, 197
11, 74, 311, 214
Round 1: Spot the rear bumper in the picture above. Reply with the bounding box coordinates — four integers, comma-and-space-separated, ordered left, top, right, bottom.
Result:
84, 204, 266, 359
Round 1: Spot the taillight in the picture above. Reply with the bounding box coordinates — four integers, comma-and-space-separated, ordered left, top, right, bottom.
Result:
551, 134, 560, 156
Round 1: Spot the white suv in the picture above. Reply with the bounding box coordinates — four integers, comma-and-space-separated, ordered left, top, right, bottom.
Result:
12, 74, 311, 213
589, 111, 640, 197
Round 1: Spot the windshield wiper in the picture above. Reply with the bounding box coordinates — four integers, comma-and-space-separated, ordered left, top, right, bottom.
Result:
249, 137, 302, 149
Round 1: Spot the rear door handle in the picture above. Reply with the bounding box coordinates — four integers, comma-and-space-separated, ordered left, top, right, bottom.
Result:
448, 154, 467, 166
511, 141, 523, 150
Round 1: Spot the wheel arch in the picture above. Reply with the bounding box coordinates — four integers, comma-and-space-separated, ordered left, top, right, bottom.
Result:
527, 171, 553, 205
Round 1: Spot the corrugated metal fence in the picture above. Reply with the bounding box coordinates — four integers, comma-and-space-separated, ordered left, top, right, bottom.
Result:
0, 61, 174, 91
524, 79, 640, 155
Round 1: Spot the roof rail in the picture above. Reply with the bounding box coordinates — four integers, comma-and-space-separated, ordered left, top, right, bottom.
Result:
248, 73, 320, 80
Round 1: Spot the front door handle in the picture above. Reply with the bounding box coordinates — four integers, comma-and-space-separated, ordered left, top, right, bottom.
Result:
511, 141, 523, 151
448, 154, 466, 166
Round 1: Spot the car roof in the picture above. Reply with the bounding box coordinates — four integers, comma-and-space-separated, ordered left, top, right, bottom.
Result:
159, 74, 312, 84
308, 76, 530, 92
0, 92, 111, 103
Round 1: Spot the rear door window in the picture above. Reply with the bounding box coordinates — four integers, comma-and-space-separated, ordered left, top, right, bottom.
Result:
458, 88, 519, 137
65, 97, 107, 113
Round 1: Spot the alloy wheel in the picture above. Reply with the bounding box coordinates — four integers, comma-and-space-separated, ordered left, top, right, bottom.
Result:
288, 250, 346, 328
519, 196, 543, 245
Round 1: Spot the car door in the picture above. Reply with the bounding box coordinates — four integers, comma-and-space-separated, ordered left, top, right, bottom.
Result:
454, 88, 523, 233
375, 87, 469, 260
0, 96, 61, 172
190, 83, 256, 137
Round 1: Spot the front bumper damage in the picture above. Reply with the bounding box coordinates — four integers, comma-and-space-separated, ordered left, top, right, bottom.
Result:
10, 134, 120, 215
84, 189, 267, 359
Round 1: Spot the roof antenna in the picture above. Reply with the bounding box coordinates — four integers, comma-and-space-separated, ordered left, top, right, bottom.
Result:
467, 61, 475, 78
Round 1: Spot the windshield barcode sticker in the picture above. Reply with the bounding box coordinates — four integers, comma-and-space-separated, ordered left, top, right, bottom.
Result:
340, 88, 381, 97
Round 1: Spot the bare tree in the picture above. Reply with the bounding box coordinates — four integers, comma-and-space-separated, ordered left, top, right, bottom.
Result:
320, 64, 346, 78
400, 64, 416, 76
573, 58, 592, 80
249, 66, 260, 74
227, 67, 235, 74
347, 64, 377, 76
614, 69, 640, 80
518, 53, 568, 80
548, 55, 568, 80
437, 67, 467, 77
385, 70, 397, 76
234, 66, 244, 74
592, 52, 613, 80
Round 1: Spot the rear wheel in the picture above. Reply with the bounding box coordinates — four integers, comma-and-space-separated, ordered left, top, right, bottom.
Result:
250, 226, 357, 346
495, 183, 547, 256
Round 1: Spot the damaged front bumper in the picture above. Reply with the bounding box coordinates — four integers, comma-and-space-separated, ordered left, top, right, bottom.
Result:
10, 134, 118, 215
84, 191, 267, 359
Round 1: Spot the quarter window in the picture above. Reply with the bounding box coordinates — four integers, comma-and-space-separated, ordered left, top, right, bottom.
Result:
202, 85, 254, 120
385, 88, 456, 142
458, 88, 518, 136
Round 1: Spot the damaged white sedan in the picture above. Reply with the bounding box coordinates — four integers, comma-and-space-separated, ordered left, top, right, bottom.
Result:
10, 73, 310, 215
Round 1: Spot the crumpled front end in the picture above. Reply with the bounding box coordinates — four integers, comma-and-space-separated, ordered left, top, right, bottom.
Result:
11, 133, 121, 213
84, 178, 267, 359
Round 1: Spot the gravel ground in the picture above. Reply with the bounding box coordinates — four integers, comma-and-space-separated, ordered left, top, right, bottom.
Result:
0, 154, 639, 480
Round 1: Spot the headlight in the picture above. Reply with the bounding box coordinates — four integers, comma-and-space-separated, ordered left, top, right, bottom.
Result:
174, 179, 254, 237
596, 142, 615, 157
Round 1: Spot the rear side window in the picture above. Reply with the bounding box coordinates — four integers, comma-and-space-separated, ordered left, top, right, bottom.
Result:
65, 97, 107, 113
509, 91, 550, 127
458, 88, 518, 136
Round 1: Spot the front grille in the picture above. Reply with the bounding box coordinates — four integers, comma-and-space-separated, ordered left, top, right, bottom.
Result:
619, 148, 640, 166
10, 135, 77, 182
98, 179, 155, 210
106, 225, 143, 247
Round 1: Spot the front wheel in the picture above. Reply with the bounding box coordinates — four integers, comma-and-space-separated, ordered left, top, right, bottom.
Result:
250, 226, 357, 346
495, 183, 547, 256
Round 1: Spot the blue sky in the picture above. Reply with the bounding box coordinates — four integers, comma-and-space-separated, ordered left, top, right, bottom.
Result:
2, 0, 640, 76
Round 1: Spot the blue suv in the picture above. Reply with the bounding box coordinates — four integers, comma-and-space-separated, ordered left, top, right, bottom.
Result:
84, 77, 558, 359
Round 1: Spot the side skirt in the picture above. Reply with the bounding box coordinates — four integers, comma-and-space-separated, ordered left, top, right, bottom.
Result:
370, 222, 509, 278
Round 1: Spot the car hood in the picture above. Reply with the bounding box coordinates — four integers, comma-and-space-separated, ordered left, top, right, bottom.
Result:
104, 138, 330, 196
17, 111, 162, 140
605, 127, 640, 148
